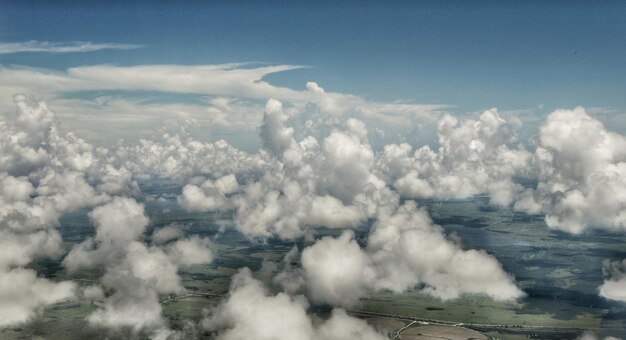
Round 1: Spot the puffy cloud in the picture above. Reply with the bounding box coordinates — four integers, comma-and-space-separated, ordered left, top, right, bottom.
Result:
305, 195, 364, 229
367, 202, 523, 301
314, 309, 386, 340
0, 267, 75, 328
110, 134, 265, 182
514, 107, 626, 233
301, 202, 524, 308
178, 174, 239, 212
576, 331, 621, 340
230, 101, 387, 240
63, 198, 214, 331
301, 232, 373, 307
267, 246, 306, 296
318, 119, 376, 203
599, 259, 626, 303
92, 197, 150, 244
0, 97, 117, 328
202, 268, 385, 340
378, 109, 530, 206
0, 228, 63, 269
0, 95, 525, 333
164, 236, 214, 267
151, 224, 185, 246
260, 99, 299, 160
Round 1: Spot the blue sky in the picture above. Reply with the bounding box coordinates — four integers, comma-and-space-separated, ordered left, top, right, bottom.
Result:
1, 1, 626, 147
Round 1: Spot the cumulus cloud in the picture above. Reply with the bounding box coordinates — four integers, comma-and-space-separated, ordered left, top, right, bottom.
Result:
0, 97, 120, 328
576, 330, 621, 340
170, 99, 521, 310
0, 94, 527, 334
229, 100, 392, 240
63, 197, 213, 331
202, 268, 386, 340
377, 108, 530, 206
110, 134, 265, 182
260, 99, 299, 159
514, 107, 626, 233
599, 259, 626, 303
0, 267, 75, 328
178, 174, 239, 212
11, 86, 623, 337
300, 202, 524, 308
301, 231, 373, 307
151, 224, 185, 246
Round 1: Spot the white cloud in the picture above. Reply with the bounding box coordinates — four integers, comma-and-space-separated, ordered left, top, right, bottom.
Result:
0, 267, 75, 328
109, 134, 265, 182
0, 64, 447, 145
0, 40, 143, 54
164, 236, 214, 267
301, 231, 373, 307
0, 95, 527, 332
599, 259, 626, 303
300, 202, 524, 308
0, 97, 121, 328
11, 78, 626, 337
378, 108, 531, 206
172, 100, 521, 310
177, 174, 239, 213
202, 268, 386, 340
514, 107, 626, 233
229, 100, 388, 240
151, 224, 185, 246
63, 197, 214, 331
577, 330, 622, 340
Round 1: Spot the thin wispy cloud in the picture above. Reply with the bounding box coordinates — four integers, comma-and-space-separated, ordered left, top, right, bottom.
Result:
0, 40, 144, 54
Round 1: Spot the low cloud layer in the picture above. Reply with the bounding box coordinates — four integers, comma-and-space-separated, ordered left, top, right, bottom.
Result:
599, 260, 626, 303
202, 268, 386, 340
3, 91, 626, 335
377, 108, 530, 206
182, 100, 524, 307
515, 107, 626, 234
0, 96, 107, 327
64, 197, 213, 331
300, 202, 524, 307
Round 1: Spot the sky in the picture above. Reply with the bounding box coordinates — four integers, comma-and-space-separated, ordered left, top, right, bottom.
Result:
4, 2, 626, 337
1, 1, 626, 148
0, 1, 626, 149
2, 1, 625, 106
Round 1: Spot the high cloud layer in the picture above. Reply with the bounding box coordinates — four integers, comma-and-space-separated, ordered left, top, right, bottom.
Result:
0, 64, 447, 147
